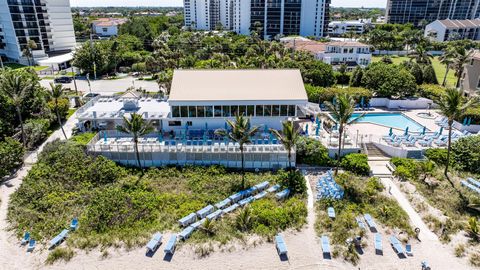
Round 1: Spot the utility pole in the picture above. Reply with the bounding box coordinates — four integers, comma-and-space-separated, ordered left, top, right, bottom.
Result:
86, 73, 92, 94
72, 66, 78, 95
90, 34, 97, 80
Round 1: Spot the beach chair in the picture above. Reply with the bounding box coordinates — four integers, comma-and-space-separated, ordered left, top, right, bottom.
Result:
405, 243, 413, 256
267, 184, 281, 193
164, 234, 177, 255
214, 198, 232, 210
355, 217, 366, 230
364, 214, 377, 232
327, 207, 335, 219
222, 203, 239, 214
27, 239, 36, 252
253, 191, 267, 200
190, 218, 206, 230
321, 236, 331, 255
196, 205, 214, 219
254, 181, 269, 192
49, 229, 69, 249
70, 218, 78, 231
146, 232, 163, 252
275, 189, 290, 200
206, 209, 223, 221
21, 232, 30, 245
421, 261, 431, 270
275, 234, 288, 256
179, 226, 194, 240
467, 177, 480, 188
238, 196, 254, 207
229, 192, 243, 203
374, 233, 382, 254
418, 138, 433, 147
389, 235, 404, 255
178, 213, 197, 227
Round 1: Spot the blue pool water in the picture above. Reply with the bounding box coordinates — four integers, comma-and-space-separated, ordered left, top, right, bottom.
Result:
349, 113, 425, 131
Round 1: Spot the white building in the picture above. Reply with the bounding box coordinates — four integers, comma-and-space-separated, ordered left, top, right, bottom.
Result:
285, 40, 371, 70
184, 0, 331, 39
0, 0, 76, 65
460, 50, 480, 97
424, 19, 480, 42
92, 18, 128, 37
328, 19, 372, 36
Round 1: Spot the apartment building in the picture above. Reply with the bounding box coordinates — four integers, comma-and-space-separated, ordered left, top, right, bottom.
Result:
328, 19, 372, 36
425, 19, 480, 41
184, 0, 330, 38
386, 0, 480, 26
92, 18, 128, 37
0, 0, 76, 65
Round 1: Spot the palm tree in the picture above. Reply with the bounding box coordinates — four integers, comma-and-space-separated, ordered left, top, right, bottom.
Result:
324, 94, 365, 175
408, 45, 433, 65
270, 121, 300, 170
452, 49, 474, 88
436, 88, 478, 179
438, 47, 456, 86
215, 114, 260, 189
22, 40, 37, 66
116, 113, 154, 174
0, 71, 36, 146
48, 83, 67, 139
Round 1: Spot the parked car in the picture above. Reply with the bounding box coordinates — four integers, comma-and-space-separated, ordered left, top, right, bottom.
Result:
83, 93, 100, 99
54, 76, 72, 83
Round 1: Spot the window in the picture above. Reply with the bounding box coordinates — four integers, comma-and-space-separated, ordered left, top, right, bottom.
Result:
186, 121, 193, 126
238, 105, 246, 116
280, 105, 288, 116
256, 105, 263, 116
223, 105, 231, 117
214, 106, 222, 117
205, 106, 213, 117
168, 121, 181, 126
197, 106, 205, 117
172, 106, 180, 117
188, 106, 197, 117
231, 105, 238, 116
272, 105, 280, 116
288, 105, 295, 116
180, 106, 188, 117
264, 105, 272, 116
247, 105, 254, 116
102, 28, 108, 32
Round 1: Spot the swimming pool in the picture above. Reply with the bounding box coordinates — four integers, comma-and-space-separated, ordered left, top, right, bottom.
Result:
348, 113, 425, 131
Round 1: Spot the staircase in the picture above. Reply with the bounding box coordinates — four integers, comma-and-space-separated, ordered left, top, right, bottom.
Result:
364, 143, 390, 161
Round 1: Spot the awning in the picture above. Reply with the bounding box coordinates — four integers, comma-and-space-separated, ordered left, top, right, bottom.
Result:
37, 52, 74, 66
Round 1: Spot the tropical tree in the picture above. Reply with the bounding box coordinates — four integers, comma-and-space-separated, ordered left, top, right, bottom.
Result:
438, 47, 456, 86
452, 49, 474, 88
324, 94, 365, 175
0, 71, 37, 146
436, 88, 479, 179
215, 114, 260, 189
48, 83, 67, 139
467, 217, 479, 241
408, 45, 433, 64
116, 113, 154, 174
270, 120, 300, 170
22, 40, 37, 66
156, 69, 173, 96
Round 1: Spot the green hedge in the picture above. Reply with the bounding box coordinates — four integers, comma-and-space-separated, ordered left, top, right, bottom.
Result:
452, 136, 480, 174
304, 84, 372, 104
0, 137, 24, 178
418, 84, 446, 101
296, 137, 333, 166
340, 153, 370, 176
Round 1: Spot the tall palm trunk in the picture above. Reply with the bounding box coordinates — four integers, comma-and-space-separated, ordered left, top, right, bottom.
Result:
335, 126, 344, 175
134, 138, 143, 173
15, 106, 26, 147
442, 66, 449, 86
456, 69, 462, 88
288, 149, 292, 171
55, 99, 67, 139
240, 145, 245, 189
444, 121, 453, 178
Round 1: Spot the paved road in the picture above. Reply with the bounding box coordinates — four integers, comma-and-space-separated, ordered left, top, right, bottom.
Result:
39, 76, 160, 96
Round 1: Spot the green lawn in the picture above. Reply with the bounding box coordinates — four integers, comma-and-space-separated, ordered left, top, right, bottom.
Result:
371, 56, 457, 87
4, 63, 48, 72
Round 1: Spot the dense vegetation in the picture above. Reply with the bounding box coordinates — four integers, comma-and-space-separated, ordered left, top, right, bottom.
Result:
296, 137, 333, 167
315, 173, 412, 264
8, 138, 307, 252
0, 137, 24, 178
340, 153, 370, 176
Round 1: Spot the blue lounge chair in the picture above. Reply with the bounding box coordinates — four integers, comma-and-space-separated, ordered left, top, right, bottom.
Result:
206, 209, 223, 221
179, 226, 194, 240
196, 205, 214, 219
229, 192, 243, 203
146, 232, 163, 252
389, 235, 404, 255
222, 203, 239, 214
421, 261, 431, 270
275, 189, 290, 200
254, 181, 269, 192
355, 217, 366, 230
70, 218, 78, 231
468, 177, 480, 188
49, 229, 69, 249
275, 234, 288, 256
242, 187, 256, 197
27, 239, 36, 252
321, 236, 331, 255
190, 218, 206, 230
178, 213, 197, 227
21, 232, 30, 245
267, 184, 280, 193
214, 198, 232, 210
253, 191, 267, 200
364, 214, 377, 232
405, 243, 412, 256
164, 234, 177, 254
327, 207, 335, 219
238, 196, 255, 207
374, 233, 382, 254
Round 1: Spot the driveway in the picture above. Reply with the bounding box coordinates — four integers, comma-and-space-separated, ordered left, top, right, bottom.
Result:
39, 76, 160, 96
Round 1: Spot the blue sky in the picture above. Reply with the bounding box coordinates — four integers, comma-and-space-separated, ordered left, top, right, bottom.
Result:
70, 0, 387, 8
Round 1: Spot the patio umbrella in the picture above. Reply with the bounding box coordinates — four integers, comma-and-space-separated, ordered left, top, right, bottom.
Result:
224, 122, 228, 130
305, 124, 309, 135
315, 124, 320, 136
404, 126, 409, 136
332, 97, 336, 106
203, 131, 207, 143
463, 117, 468, 126
315, 115, 319, 125
269, 133, 273, 144
421, 126, 426, 135
205, 122, 208, 131
159, 132, 163, 143
388, 127, 393, 136
467, 117, 472, 126
103, 131, 107, 143
439, 127, 443, 135
264, 124, 269, 133
360, 97, 365, 108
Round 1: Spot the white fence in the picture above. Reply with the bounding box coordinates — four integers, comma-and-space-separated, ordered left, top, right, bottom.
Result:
369, 97, 435, 110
